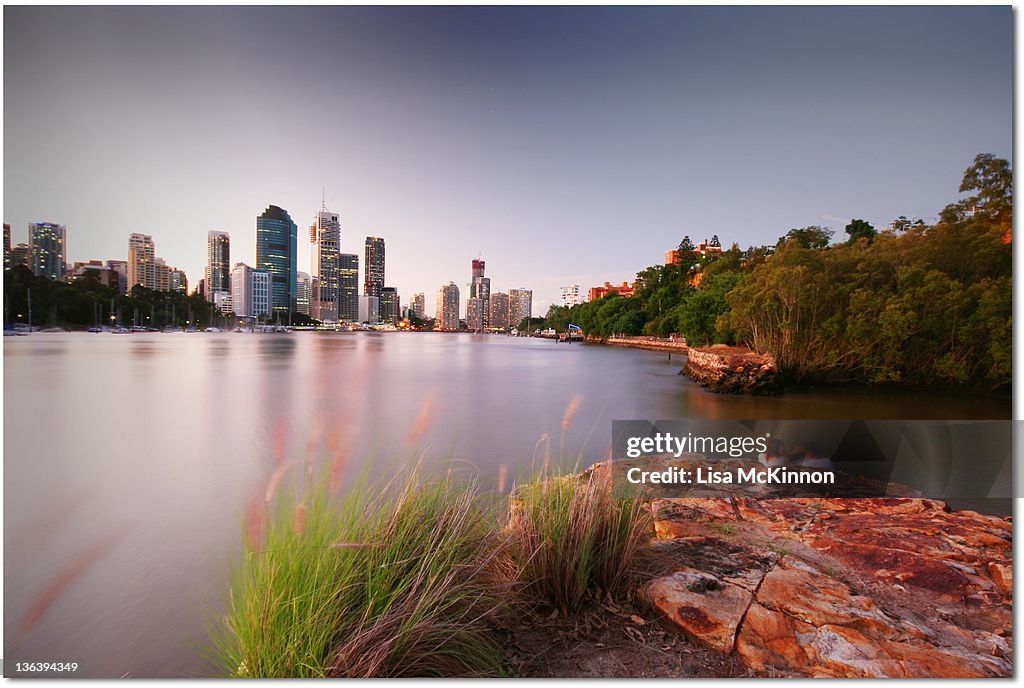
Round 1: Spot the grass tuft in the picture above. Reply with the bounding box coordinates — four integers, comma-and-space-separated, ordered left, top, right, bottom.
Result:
212, 472, 512, 678
506, 466, 651, 614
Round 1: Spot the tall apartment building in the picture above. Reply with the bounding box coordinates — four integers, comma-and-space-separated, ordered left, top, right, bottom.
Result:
466, 297, 485, 332
231, 262, 271, 320
560, 284, 582, 307
338, 253, 359, 321
29, 221, 67, 280
509, 288, 533, 330
128, 233, 157, 291
488, 292, 510, 330
364, 236, 385, 318
437, 282, 460, 331
358, 295, 380, 324
11, 243, 30, 270
107, 260, 128, 293
409, 292, 425, 319
468, 258, 491, 328
256, 205, 298, 316
205, 231, 231, 303
380, 287, 399, 324
3, 223, 10, 269
310, 210, 341, 321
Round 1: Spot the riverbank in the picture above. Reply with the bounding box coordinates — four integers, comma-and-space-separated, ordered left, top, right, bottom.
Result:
216, 462, 1012, 678
586, 334, 689, 354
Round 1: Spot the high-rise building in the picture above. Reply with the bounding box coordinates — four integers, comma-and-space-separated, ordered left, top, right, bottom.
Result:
468, 258, 491, 328
205, 231, 231, 303
69, 260, 121, 290
11, 243, 30, 270
488, 292, 510, 330
29, 221, 66, 280
338, 253, 359, 321
155, 257, 171, 293
296, 272, 312, 316
168, 268, 188, 294
310, 210, 341, 321
509, 288, 533, 330
231, 262, 271, 320
128, 233, 157, 291
3, 223, 10, 269
437, 282, 460, 331
107, 260, 128, 293
467, 297, 485, 332
256, 205, 298, 317
364, 236, 385, 303
410, 292, 425, 320
380, 287, 399, 324
358, 295, 380, 324
560, 284, 582, 307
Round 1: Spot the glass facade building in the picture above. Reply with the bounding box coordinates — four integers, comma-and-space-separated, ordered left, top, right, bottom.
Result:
256, 205, 297, 317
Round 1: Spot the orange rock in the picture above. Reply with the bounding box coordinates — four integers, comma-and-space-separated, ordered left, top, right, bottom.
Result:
646, 568, 753, 654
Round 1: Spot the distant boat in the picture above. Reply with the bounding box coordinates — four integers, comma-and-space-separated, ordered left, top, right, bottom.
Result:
87, 326, 103, 333
131, 326, 147, 333
111, 327, 131, 334
163, 325, 183, 333
205, 327, 222, 333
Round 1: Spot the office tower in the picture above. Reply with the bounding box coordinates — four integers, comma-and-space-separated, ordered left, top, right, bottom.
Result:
256, 205, 298, 317
296, 272, 312, 316
205, 231, 231, 304
310, 209, 341, 321
509, 288, 533, 330
488, 292, 509, 330
380, 287, 399, 324
560, 284, 582, 307
231, 262, 271, 320
410, 293, 425, 319
11, 243, 30, 269
364, 236, 385, 305
467, 297, 485, 332
358, 295, 380, 324
468, 258, 491, 328
29, 221, 67, 280
338, 253, 359, 321
3, 223, 10, 269
437, 282, 460, 331
128, 233, 157, 290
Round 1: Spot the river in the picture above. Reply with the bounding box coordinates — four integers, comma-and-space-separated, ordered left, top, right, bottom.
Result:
3, 332, 1010, 677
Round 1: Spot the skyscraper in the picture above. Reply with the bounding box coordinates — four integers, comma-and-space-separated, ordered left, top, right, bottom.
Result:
128, 233, 156, 291
310, 209, 341, 321
380, 287, 399, 324
11, 243, 30, 270
256, 205, 298, 317
437, 282, 460, 331
296, 272, 312, 316
410, 293, 425, 320
338, 253, 359, 321
467, 297, 484, 332
509, 288, 533, 330
468, 258, 491, 328
489, 292, 510, 330
29, 221, 66, 280
364, 236, 385, 304
3, 223, 10, 270
205, 231, 231, 304
231, 262, 271, 320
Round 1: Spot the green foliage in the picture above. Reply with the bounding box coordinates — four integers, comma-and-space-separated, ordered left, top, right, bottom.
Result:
845, 218, 877, 244
507, 469, 651, 614
777, 225, 833, 250
3, 266, 215, 329
941, 153, 1012, 223
213, 473, 511, 678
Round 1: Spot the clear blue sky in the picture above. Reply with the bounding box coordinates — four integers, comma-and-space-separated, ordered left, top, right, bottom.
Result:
4, 6, 1011, 315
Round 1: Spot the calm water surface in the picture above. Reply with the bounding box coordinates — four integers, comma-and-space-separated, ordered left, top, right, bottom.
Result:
3, 332, 1010, 676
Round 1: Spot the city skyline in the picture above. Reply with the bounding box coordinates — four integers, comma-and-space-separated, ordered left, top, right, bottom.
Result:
4, 6, 1011, 315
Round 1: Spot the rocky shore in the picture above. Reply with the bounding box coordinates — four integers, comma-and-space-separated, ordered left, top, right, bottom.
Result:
683, 345, 781, 395
640, 496, 1011, 677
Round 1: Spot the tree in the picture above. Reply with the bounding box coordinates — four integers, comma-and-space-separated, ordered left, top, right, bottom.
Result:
845, 218, 877, 244
678, 235, 695, 252
777, 226, 833, 250
940, 153, 1012, 223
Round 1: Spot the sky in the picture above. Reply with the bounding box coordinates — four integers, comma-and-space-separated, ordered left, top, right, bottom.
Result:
4, 6, 1012, 316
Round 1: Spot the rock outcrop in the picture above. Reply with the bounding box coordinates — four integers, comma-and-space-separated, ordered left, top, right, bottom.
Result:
641, 497, 1012, 677
683, 346, 780, 395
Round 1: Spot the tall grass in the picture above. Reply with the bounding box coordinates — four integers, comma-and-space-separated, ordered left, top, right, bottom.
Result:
212, 473, 512, 678
506, 467, 651, 614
